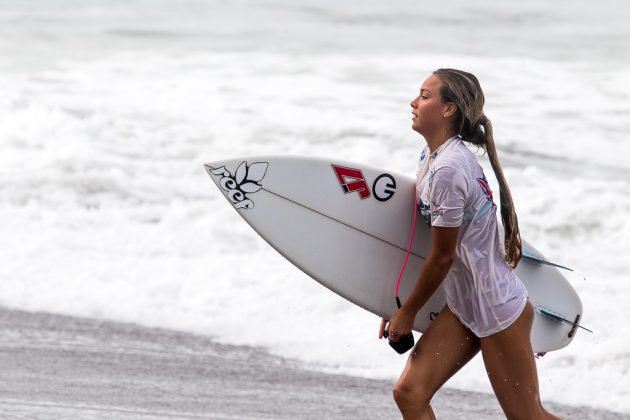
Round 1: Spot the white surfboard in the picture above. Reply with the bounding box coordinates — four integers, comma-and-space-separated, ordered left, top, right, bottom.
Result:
205, 155, 584, 353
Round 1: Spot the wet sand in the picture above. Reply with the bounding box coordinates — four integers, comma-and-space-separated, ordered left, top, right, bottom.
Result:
0, 308, 625, 420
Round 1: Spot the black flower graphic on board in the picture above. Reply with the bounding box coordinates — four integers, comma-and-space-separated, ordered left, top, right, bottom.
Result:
210, 161, 269, 209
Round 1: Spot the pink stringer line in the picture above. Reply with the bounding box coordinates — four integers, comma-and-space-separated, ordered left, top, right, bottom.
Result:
395, 190, 419, 297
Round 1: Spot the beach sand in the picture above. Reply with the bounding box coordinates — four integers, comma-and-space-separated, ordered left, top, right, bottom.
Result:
0, 308, 625, 420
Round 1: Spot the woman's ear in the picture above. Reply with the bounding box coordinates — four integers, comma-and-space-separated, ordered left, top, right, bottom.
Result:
443, 102, 457, 119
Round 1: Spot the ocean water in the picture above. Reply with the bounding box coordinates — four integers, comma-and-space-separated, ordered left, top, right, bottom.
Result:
1, 0, 629, 414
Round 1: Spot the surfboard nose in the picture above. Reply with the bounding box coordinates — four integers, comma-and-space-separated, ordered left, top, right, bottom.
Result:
204, 161, 225, 172
204, 160, 271, 186
204, 160, 233, 177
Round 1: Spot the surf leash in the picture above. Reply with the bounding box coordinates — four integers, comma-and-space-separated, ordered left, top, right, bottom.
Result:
396, 191, 419, 298
383, 189, 418, 354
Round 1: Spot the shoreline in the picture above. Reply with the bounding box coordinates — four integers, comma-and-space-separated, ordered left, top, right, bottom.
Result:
0, 307, 625, 420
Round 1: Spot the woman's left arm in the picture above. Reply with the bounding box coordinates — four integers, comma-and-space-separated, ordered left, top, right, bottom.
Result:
385, 225, 459, 341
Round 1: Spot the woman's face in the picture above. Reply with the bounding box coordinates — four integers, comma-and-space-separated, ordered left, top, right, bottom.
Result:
410, 75, 451, 136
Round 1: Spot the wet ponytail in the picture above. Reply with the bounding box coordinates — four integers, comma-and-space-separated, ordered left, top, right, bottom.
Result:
434, 69, 522, 268
479, 116, 522, 268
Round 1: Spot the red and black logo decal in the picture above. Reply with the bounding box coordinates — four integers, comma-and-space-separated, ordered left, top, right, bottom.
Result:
332, 165, 371, 199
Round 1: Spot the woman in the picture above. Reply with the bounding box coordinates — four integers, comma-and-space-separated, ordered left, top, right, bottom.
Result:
379, 69, 560, 420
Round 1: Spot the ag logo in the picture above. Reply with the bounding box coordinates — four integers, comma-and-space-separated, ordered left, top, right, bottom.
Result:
331, 164, 396, 202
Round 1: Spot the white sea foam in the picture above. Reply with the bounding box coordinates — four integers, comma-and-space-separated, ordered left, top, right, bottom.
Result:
1, 0, 629, 414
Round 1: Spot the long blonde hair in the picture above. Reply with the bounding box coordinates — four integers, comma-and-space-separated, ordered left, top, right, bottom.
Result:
433, 68, 522, 268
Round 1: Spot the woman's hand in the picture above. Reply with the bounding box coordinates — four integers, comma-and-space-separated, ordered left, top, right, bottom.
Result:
380, 307, 416, 342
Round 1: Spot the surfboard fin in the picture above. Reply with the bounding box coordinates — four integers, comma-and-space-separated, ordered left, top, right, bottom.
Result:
522, 253, 573, 272
537, 307, 593, 337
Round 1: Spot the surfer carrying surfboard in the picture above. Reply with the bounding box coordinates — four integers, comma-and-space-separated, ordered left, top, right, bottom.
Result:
379, 69, 560, 420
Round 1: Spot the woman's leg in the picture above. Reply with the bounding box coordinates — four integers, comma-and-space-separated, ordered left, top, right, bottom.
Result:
480, 301, 561, 420
393, 305, 480, 420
